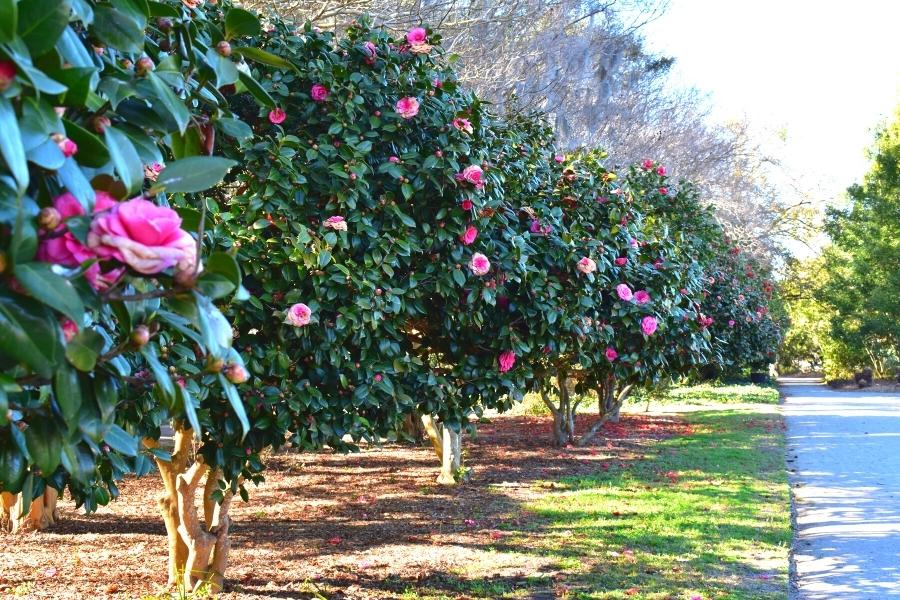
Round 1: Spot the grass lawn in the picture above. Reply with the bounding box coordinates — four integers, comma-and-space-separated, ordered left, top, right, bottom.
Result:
520, 408, 789, 599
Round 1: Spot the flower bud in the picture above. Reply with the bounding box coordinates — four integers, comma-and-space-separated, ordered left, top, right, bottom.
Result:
135, 56, 155, 76
224, 362, 249, 384
216, 40, 232, 57
206, 357, 225, 373
38, 206, 62, 230
92, 115, 112, 134
130, 325, 150, 348
157, 17, 173, 32
0, 60, 17, 91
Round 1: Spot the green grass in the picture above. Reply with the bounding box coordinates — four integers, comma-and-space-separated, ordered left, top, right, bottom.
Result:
630, 383, 781, 407
404, 404, 789, 600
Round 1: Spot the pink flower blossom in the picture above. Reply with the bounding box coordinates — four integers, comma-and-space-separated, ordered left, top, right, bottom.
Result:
310, 83, 329, 102
433, 78, 443, 88
629, 238, 639, 248
224, 363, 249, 384
498, 351, 516, 373
699, 315, 714, 328
37, 192, 118, 269
658, 186, 668, 195
529, 219, 551, 235
634, 290, 650, 305
144, 162, 164, 181
460, 199, 473, 211
641, 159, 654, 170
61, 319, 79, 343
640, 316, 658, 336
268, 108, 286, 124
456, 165, 485, 190
616, 283, 633, 301
0, 61, 16, 91
374, 373, 383, 382
576, 257, 597, 274
653, 258, 664, 269
596, 196, 608, 204
452, 117, 473, 134
323, 215, 347, 231
728, 319, 736, 328
605, 347, 618, 361
406, 27, 427, 45
656, 165, 667, 176
615, 257, 627, 266
395, 96, 420, 119
88, 198, 196, 275
55, 136, 78, 157
388, 155, 400, 163
554, 154, 565, 163
286, 303, 312, 327
460, 225, 477, 245
469, 252, 490, 276
363, 41, 377, 57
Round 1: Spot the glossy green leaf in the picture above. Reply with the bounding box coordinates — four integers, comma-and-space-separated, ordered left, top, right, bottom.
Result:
234, 47, 293, 71
103, 424, 138, 457
63, 119, 110, 168
53, 364, 83, 425
92, 4, 144, 54
14, 262, 85, 323
0, 0, 17, 42
0, 98, 28, 193
224, 8, 260, 39
156, 156, 236, 193
0, 292, 61, 378
17, 0, 71, 57
65, 327, 104, 372
24, 419, 63, 477
145, 72, 191, 134
104, 126, 143, 195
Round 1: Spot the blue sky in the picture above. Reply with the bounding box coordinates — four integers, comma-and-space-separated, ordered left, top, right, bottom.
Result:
638, 0, 900, 207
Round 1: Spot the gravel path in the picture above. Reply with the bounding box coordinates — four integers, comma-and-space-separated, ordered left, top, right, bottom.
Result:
783, 377, 900, 599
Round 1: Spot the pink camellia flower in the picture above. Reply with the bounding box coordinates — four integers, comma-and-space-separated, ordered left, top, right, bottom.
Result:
323, 215, 348, 231
554, 155, 565, 163
469, 252, 490, 276
406, 27, 427, 45
286, 303, 312, 327
88, 197, 196, 275
374, 373, 383, 382
728, 319, 736, 328
460, 225, 477, 245
699, 315, 714, 328
641, 159, 654, 170
310, 83, 329, 102
680, 288, 689, 295
363, 41, 377, 56
456, 165, 485, 190
576, 257, 597, 275
653, 258, 664, 269
634, 290, 650, 305
388, 155, 400, 163
268, 108, 286, 124
616, 283, 633, 302
144, 162, 164, 181
498, 350, 516, 373
55, 136, 78, 158
460, 199, 473, 211
38, 192, 118, 267
615, 257, 627, 266
656, 165, 667, 176
529, 219, 551, 235
433, 78, 443, 88
61, 319, 79, 343
605, 347, 618, 362
452, 117, 473, 134
629, 238, 639, 248
0, 61, 17, 91
640, 316, 658, 336
224, 362, 249, 384
596, 196, 608, 204
395, 96, 420, 119
658, 186, 668, 195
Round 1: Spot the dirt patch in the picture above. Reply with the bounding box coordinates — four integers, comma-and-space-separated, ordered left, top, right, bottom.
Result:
0, 414, 689, 600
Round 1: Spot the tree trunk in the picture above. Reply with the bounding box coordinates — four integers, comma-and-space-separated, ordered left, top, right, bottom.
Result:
579, 381, 634, 447
541, 381, 577, 447
0, 486, 60, 533
420, 414, 462, 485
400, 411, 425, 443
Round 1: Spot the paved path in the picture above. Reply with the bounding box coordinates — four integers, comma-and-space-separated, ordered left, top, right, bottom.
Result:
783, 377, 900, 599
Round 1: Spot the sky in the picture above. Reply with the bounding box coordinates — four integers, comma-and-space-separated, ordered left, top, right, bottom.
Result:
637, 0, 900, 209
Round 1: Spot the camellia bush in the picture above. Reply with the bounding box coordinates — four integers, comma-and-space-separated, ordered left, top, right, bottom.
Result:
0, 0, 284, 591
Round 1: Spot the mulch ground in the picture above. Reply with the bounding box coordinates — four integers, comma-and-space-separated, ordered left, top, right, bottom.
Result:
0, 413, 690, 599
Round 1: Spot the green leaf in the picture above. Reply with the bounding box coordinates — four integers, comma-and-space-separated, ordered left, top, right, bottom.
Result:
0, 292, 61, 378
156, 156, 236, 193
142, 344, 175, 399
65, 327, 104, 372
104, 126, 143, 195
234, 47, 293, 71
0, 98, 28, 193
238, 71, 275, 108
452, 268, 465, 287
0, 0, 17, 42
147, 1, 178, 17
14, 262, 84, 323
17, 0, 71, 57
401, 183, 414, 201
0, 387, 7, 426
169, 127, 203, 159
48, 67, 98, 107
24, 419, 63, 477
177, 385, 201, 439
103, 424, 138, 457
216, 117, 253, 142
197, 252, 241, 299
63, 119, 110, 168
57, 158, 96, 209
218, 374, 250, 439
91, 4, 144, 54
224, 8, 260, 39
205, 48, 239, 88
145, 72, 191, 134
53, 364, 83, 425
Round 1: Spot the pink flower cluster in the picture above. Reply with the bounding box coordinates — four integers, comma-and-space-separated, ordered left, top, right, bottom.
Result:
460, 225, 478, 245
498, 351, 516, 373
576, 257, 596, 274
469, 252, 491, 276
311, 83, 329, 103
286, 303, 312, 327
452, 117, 473, 134
37, 192, 195, 289
324, 215, 347, 231
406, 27, 432, 53
395, 97, 420, 119
529, 220, 551, 235
640, 316, 658, 336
